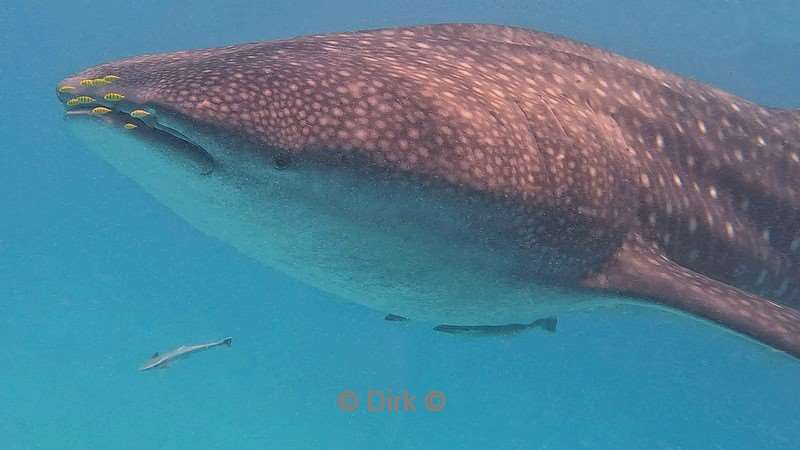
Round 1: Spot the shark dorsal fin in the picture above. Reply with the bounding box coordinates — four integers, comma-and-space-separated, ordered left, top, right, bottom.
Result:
151, 352, 160, 358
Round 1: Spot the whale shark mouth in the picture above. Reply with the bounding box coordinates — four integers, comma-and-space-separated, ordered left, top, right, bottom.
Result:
59, 102, 218, 175
64, 105, 189, 143
55, 73, 220, 174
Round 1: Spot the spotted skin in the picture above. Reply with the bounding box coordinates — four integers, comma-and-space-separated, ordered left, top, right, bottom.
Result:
57, 24, 800, 357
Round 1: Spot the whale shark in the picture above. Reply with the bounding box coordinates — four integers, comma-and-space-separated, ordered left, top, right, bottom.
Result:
55, 24, 800, 357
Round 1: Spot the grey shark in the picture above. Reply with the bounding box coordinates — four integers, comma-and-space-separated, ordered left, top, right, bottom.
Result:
435, 317, 557, 336
55, 24, 800, 358
138, 337, 233, 371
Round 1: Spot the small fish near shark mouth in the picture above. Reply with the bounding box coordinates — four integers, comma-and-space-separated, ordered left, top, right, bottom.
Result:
56, 23, 800, 359
57, 79, 217, 175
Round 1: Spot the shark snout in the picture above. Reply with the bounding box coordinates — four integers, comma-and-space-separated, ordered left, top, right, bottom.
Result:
57, 66, 218, 176
56, 69, 157, 132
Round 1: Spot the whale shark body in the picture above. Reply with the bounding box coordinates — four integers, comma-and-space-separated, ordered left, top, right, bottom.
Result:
56, 24, 800, 357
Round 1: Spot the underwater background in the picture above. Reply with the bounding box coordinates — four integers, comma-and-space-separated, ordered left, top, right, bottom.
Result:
2, 1, 799, 448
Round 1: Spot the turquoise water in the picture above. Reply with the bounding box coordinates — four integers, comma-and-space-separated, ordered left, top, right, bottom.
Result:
2, 1, 800, 448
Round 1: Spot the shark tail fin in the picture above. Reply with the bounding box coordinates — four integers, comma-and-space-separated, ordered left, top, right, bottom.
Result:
222, 337, 233, 347
531, 317, 558, 333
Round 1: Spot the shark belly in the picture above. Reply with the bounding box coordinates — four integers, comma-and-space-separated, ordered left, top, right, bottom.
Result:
67, 118, 609, 325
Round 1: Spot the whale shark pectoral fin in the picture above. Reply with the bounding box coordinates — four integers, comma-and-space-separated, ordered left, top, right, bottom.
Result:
584, 235, 800, 358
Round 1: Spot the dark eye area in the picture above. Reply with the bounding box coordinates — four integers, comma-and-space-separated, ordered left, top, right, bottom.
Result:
273, 153, 292, 170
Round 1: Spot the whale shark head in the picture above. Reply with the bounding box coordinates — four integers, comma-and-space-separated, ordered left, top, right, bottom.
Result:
56, 49, 285, 178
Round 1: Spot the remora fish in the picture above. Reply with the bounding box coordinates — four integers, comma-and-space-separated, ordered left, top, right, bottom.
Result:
384, 313, 409, 322
138, 337, 233, 371
56, 24, 800, 357
435, 317, 558, 336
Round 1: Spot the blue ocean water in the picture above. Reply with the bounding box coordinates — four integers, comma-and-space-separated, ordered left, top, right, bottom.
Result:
2, 1, 799, 448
